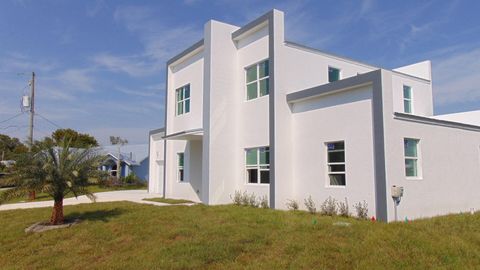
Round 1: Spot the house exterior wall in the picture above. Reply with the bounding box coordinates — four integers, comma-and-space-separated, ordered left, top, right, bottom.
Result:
160, 9, 480, 221
148, 131, 164, 194
290, 86, 376, 212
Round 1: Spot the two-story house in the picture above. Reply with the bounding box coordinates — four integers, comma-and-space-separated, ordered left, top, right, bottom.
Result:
149, 9, 480, 222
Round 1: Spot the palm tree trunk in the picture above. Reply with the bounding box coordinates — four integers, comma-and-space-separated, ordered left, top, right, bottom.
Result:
50, 199, 64, 225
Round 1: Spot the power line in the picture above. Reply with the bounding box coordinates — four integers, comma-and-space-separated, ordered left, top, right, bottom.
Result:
34, 112, 62, 129
0, 112, 24, 124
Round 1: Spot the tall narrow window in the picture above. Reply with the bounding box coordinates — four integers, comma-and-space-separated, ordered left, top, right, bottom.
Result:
404, 138, 419, 177
245, 60, 269, 100
176, 84, 190, 115
177, 153, 184, 182
403, 85, 412, 114
328, 67, 341, 82
326, 141, 346, 186
245, 147, 270, 184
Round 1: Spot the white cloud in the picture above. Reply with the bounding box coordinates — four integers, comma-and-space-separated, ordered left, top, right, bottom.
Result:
93, 53, 154, 77
433, 48, 480, 106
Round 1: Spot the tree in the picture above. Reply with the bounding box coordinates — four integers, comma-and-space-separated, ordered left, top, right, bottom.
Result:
52, 129, 99, 148
109, 136, 128, 180
0, 134, 28, 160
0, 140, 105, 225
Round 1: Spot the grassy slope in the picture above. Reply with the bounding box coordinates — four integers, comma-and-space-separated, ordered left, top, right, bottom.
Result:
143, 197, 194, 204
0, 185, 146, 204
1, 202, 479, 269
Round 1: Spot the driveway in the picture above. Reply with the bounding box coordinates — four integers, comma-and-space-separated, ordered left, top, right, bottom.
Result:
0, 190, 186, 211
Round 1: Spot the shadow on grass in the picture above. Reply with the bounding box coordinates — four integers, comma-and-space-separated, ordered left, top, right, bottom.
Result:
65, 208, 124, 223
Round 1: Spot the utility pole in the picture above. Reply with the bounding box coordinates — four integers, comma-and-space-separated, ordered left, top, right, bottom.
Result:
28, 72, 36, 200
28, 71, 35, 151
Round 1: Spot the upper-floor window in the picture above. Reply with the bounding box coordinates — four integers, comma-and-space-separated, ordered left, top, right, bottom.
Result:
328, 67, 341, 82
176, 84, 190, 116
246, 60, 269, 100
403, 85, 413, 114
326, 141, 346, 186
404, 138, 420, 178
245, 147, 270, 184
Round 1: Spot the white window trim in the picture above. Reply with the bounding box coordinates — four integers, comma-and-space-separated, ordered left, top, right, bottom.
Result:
404, 138, 422, 180
403, 85, 413, 114
328, 66, 341, 83
175, 84, 191, 116
245, 59, 269, 101
245, 146, 270, 185
177, 152, 185, 183
325, 141, 347, 188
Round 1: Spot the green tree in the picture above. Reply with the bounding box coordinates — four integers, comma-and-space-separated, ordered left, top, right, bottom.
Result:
52, 128, 99, 148
0, 134, 28, 160
0, 141, 105, 224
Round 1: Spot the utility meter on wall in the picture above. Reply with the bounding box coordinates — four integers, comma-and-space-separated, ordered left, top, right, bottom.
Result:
391, 185, 404, 199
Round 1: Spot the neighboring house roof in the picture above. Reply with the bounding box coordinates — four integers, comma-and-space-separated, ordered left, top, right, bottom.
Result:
98, 144, 148, 166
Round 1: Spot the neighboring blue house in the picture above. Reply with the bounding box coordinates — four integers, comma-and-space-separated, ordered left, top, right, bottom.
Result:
99, 144, 149, 181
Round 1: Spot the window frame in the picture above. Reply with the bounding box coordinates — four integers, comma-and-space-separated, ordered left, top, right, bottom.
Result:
403, 85, 413, 114
404, 138, 422, 180
245, 59, 269, 101
177, 152, 185, 182
175, 84, 191, 116
245, 146, 270, 185
326, 141, 347, 187
328, 66, 341, 83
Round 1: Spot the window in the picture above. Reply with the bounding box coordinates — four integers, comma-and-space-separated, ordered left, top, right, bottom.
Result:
328, 67, 341, 82
404, 138, 419, 177
326, 141, 346, 186
177, 153, 185, 182
403, 85, 412, 114
245, 60, 269, 100
245, 147, 270, 184
176, 84, 190, 115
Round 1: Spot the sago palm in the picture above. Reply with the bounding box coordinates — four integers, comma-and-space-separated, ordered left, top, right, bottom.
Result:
0, 141, 105, 225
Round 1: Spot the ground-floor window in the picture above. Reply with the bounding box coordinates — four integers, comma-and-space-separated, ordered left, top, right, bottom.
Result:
404, 138, 419, 177
245, 147, 270, 184
326, 141, 346, 186
177, 153, 184, 182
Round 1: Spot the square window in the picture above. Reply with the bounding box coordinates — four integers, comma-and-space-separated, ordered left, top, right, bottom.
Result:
245, 60, 269, 101
245, 147, 270, 184
328, 67, 340, 82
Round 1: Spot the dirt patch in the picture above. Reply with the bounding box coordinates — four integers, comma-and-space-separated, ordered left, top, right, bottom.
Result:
25, 219, 82, 233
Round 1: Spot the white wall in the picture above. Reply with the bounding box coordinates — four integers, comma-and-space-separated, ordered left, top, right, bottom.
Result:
382, 70, 480, 221
391, 73, 433, 116
148, 133, 164, 194
433, 110, 480, 126
290, 86, 377, 214
167, 51, 204, 134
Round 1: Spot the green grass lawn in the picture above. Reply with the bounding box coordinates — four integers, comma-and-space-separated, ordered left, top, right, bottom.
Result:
1, 203, 480, 269
0, 185, 146, 204
143, 197, 194, 204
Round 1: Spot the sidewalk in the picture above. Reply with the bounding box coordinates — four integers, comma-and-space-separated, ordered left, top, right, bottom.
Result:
0, 190, 191, 211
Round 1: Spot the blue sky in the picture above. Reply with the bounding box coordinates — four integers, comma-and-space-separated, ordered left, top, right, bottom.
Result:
0, 0, 479, 145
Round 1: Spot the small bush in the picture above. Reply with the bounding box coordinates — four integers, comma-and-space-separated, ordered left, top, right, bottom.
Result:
240, 191, 250, 206
231, 190, 243, 206
338, 197, 350, 217
354, 200, 369, 219
286, 199, 299, 211
304, 196, 316, 214
247, 193, 259, 207
320, 196, 337, 216
259, 195, 269, 209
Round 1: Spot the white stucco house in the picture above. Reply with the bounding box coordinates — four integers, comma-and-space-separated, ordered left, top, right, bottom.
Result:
148, 9, 480, 222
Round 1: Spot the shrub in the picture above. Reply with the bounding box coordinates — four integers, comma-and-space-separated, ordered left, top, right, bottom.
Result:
320, 196, 338, 216
259, 195, 269, 209
247, 193, 259, 207
240, 191, 250, 206
338, 197, 350, 217
304, 196, 316, 214
231, 190, 243, 206
354, 200, 369, 219
286, 199, 299, 211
